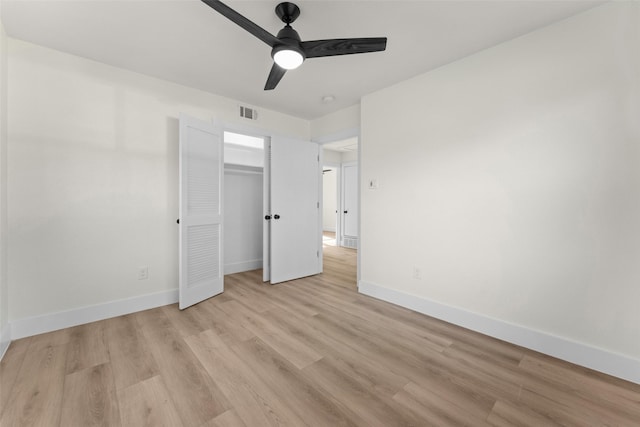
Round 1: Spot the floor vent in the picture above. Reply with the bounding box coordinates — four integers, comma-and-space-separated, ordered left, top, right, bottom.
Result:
343, 237, 358, 249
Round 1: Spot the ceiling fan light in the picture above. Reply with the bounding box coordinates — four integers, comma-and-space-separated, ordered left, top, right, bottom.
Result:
273, 48, 304, 70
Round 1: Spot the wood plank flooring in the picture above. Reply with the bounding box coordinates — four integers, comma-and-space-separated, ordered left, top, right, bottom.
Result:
1, 244, 639, 426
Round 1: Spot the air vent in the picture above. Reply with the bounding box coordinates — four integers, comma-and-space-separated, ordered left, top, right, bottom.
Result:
239, 106, 258, 120
343, 237, 358, 249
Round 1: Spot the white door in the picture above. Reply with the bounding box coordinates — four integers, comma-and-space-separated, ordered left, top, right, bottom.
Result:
342, 163, 358, 242
269, 137, 322, 284
178, 114, 224, 309
262, 138, 271, 282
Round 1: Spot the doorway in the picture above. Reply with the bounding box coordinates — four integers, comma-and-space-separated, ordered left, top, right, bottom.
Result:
321, 137, 358, 248
321, 136, 359, 287
322, 166, 338, 246
341, 162, 358, 249
179, 115, 324, 309
223, 131, 265, 275
222, 129, 323, 284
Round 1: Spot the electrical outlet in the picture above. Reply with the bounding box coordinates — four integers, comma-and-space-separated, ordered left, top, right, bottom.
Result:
413, 266, 422, 280
138, 266, 149, 280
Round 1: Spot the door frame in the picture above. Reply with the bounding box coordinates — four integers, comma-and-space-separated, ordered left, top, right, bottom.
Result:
220, 123, 323, 283
219, 123, 271, 281
322, 161, 341, 244
340, 161, 358, 246
314, 128, 361, 287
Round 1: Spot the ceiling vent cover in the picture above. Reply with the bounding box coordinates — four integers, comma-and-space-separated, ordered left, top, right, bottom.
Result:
239, 106, 258, 120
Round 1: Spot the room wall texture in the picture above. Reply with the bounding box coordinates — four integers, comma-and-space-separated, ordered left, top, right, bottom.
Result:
322, 148, 358, 166
341, 150, 358, 164
322, 167, 337, 232
7, 39, 309, 330
0, 9, 10, 356
361, 2, 640, 382
322, 149, 341, 164
311, 104, 360, 142
224, 168, 263, 274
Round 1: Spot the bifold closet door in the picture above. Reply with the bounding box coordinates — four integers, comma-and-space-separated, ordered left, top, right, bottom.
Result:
267, 138, 322, 284
178, 114, 224, 309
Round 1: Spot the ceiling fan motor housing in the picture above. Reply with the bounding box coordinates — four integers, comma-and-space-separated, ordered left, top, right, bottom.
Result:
275, 2, 300, 24
272, 25, 305, 62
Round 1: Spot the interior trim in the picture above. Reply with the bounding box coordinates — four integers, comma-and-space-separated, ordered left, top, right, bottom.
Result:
10, 289, 178, 340
0, 323, 10, 361
359, 280, 640, 385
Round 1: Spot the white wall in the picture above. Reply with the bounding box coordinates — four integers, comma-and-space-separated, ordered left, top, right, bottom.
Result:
322, 168, 337, 231
224, 167, 263, 274
7, 39, 309, 330
361, 2, 640, 383
311, 104, 360, 142
0, 9, 10, 355
323, 148, 358, 164
341, 150, 358, 164
322, 149, 342, 164
225, 144, 264, 169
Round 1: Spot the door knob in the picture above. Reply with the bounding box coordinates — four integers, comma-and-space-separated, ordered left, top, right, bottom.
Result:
264, 215, 271, 220
274, 214, 281, 220
344, 210, 348, 214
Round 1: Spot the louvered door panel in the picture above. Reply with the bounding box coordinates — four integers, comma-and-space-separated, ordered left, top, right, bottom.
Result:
186, 224, 220, 287
179, 114, 223, 309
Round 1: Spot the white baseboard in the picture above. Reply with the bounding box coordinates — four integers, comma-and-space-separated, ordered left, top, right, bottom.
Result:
224, 259, 262, 275
10, 289, 178, 340
0, 322, 10, 361
359, 280, 640, 385
323, 227, 336, 233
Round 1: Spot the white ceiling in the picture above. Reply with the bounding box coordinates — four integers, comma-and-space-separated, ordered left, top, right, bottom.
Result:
1, 0, 602, 120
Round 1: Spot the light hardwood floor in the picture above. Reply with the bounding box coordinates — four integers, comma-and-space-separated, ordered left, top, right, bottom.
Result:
1, 245, 639, 426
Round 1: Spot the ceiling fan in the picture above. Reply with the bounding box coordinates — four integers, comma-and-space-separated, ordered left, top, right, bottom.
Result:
201, 0, 388, 90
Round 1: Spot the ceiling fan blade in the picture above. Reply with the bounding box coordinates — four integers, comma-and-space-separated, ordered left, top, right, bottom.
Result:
201, 0, 279, 47
301, 37, 387, 58
264, 63, 287, 90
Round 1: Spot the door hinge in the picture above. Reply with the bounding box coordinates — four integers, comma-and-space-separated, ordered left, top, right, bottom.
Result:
317, 250, 319, 257
317, 201, 319, 208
